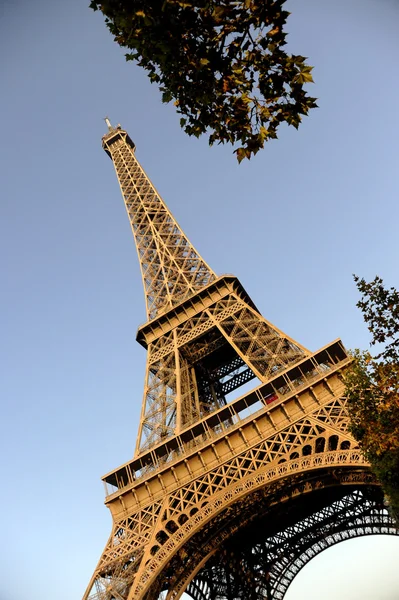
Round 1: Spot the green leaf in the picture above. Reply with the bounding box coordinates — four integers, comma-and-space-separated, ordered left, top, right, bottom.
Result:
162, 90, 173, 103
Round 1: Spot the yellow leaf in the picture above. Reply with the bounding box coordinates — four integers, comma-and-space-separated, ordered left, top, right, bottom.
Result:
269, 27, 280, 36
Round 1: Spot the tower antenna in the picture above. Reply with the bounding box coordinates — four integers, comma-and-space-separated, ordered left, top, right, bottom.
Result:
104, 116, 113, 131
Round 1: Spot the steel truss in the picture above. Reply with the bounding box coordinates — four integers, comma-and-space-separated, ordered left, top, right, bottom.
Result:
102, 123, 308, 455
82, 124, 399, 600
186, 486, 398, 600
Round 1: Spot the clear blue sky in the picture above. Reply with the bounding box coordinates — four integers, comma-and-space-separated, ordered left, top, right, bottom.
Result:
1, 1, 399, 599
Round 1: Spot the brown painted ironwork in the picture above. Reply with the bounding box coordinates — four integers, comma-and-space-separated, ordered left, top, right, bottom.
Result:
83, 123, 398, 600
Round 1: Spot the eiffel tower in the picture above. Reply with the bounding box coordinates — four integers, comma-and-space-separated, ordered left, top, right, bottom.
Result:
83, 122, 398, 600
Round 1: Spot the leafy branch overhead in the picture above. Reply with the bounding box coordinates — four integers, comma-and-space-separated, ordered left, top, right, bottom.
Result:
90, 0, 317, 161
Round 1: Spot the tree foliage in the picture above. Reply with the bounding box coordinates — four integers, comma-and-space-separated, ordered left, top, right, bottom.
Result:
90, 0, 317, 161
354, 275, 399, 362
345, 276, 399, 522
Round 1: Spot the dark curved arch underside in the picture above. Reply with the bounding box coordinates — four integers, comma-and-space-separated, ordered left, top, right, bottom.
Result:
185, 486, 398, 600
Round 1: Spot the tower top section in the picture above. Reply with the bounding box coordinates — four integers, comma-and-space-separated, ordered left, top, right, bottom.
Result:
102, 119, 136, 158
102, 122, 216, 320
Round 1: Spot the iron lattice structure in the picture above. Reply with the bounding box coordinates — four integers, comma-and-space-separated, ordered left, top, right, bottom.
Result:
186, 485, 398, 600
83, 123, 398, 600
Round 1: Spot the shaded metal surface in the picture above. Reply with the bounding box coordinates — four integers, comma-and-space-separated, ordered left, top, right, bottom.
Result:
186, 487, 398, 600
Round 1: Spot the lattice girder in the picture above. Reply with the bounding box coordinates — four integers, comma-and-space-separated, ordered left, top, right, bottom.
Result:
82, 344, 390, 600
185, 486, 399, 600
135, 277, 308, 454
84, 126, 399, 600
102, 125, 310, 453
102, 126, 216, 321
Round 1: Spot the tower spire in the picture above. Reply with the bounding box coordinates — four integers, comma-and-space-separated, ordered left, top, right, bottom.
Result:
104, 116, 113, 131
102, 124, 216, 320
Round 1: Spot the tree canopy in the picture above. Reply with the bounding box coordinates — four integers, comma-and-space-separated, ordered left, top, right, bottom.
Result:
345, 276, 399, 522
90, 0, 317, 161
